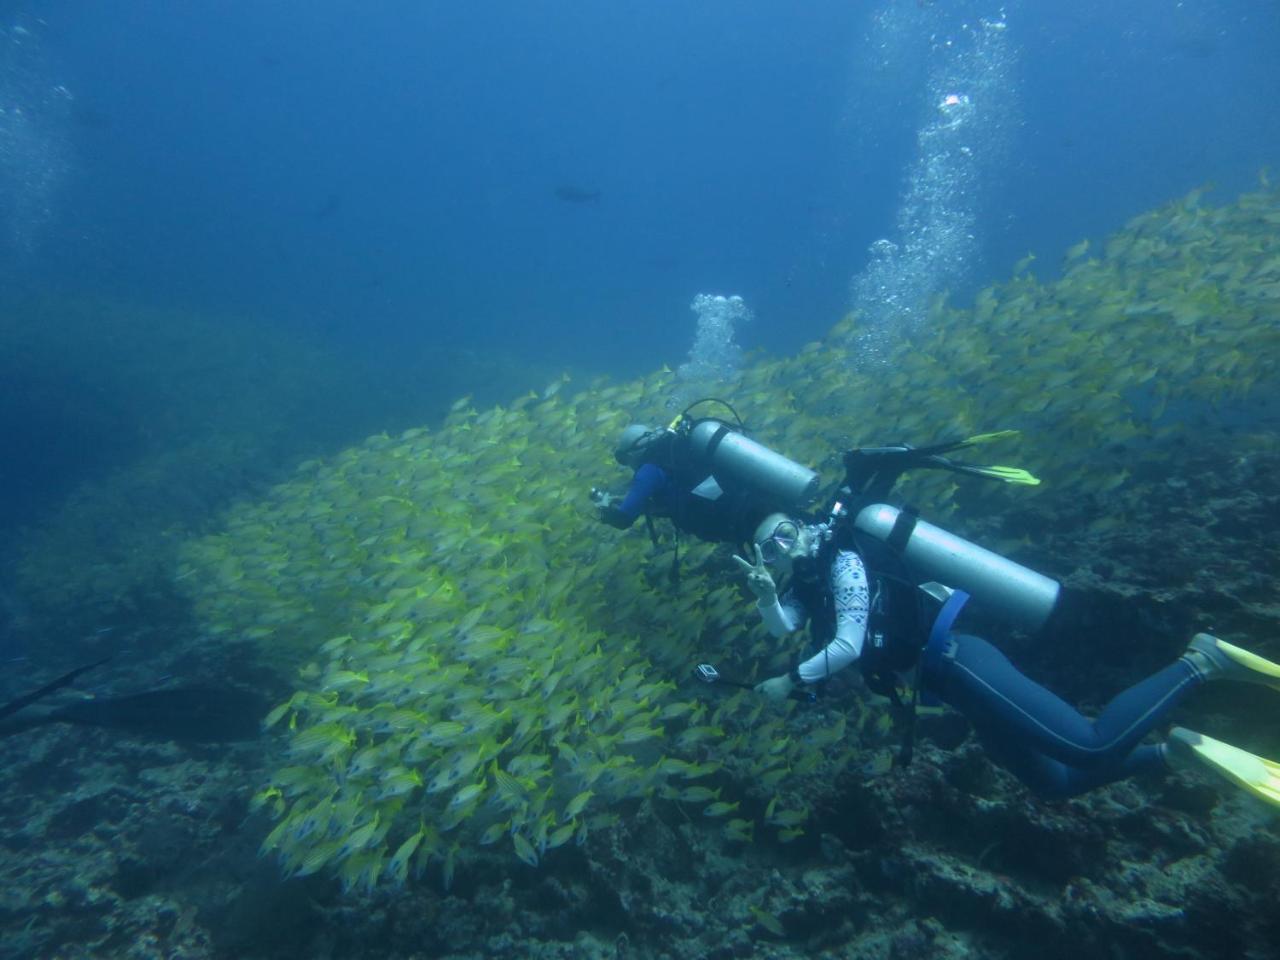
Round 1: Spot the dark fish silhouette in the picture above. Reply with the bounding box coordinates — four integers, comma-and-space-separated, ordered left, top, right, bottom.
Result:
316, 193, 342, 219
70, 101, 110, 129
0, 659, 267, 742
1172, 34, 1218, 59
0, 656, 110, 722
1, 686, 267, 742
554, 185, 601, 204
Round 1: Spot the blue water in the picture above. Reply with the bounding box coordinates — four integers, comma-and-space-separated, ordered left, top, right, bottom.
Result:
1, 0, 1277, 530
2, 6, 1279, 955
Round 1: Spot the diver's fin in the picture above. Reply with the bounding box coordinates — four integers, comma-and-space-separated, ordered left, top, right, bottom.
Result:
872, 432, 1038, 485
950, 462, 1041, 485
1186, 633, 1280, 692
841, 430, 1036, 500
907, 429, 1022, 458
959, 429, 1021, 446
0, 656, 112, 722
922, 458, 1041, 486
1168, 726, 1280, 807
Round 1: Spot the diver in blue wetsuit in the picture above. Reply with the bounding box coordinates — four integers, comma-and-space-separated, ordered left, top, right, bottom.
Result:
593, 401, 821, 549
594, 424, 700, 531
593, 422, 755, 544
734, 510, 1280, 806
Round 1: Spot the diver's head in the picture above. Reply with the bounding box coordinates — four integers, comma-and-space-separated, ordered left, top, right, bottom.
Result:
615, 424, 659, 467
752, 512, 817, 575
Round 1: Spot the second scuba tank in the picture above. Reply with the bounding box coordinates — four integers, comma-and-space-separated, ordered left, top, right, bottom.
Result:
853, 503, 1060, 632
686, 419, 820, 507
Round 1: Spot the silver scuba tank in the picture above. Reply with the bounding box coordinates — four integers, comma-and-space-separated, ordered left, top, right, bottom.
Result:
685, 419, 820, 506
853, 503, 1060, 632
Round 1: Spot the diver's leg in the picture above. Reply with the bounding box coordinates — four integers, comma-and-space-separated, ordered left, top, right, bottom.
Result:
971, 716, 1166, 798
923, 633, 1200, 769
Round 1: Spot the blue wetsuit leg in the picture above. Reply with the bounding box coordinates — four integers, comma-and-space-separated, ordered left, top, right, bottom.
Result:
922, 633, 1200, 799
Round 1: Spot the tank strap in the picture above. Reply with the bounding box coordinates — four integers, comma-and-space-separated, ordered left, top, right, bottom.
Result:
702, 422, 732, 459
926, 588, 971, 654
895, 588, 970, 768
886, 505, 919, 553
918, 588, 969, 707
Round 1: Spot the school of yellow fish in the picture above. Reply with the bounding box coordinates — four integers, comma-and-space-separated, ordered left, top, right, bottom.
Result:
177, 182, 1280, 890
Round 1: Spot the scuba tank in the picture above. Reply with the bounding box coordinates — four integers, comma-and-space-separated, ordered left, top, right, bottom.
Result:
685, 417, 820, 507
852, 503, 1060, 632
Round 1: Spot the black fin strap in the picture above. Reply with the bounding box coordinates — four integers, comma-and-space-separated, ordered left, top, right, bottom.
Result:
886, 505, 919, 553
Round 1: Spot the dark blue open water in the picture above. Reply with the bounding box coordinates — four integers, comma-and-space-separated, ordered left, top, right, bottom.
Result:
1, 3, 1278, 958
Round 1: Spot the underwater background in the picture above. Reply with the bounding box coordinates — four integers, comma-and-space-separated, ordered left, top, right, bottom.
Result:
1, 1, 1279, 958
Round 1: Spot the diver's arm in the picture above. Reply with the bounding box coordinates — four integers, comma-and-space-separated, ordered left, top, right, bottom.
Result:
758, 591, 804, 638
598, 463, 666, 529
734, 546, 805, 637
597, 504, 634, 529
795, 549, 869, 683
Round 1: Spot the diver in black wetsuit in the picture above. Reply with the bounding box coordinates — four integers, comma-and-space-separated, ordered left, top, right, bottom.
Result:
733, 497, 1280, 806
591, 400, 821, 560
593, 423, 762, 545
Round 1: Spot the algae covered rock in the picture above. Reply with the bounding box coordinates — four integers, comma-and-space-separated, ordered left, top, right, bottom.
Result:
176, 186, 1280, 903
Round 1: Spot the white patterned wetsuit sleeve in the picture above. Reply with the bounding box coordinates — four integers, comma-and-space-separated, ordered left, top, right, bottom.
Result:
797, 549, 869, 683
758, 589, 805, 639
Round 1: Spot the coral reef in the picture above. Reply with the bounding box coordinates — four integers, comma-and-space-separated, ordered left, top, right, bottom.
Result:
3, 185, 1279, 958
4, 458, 1279, 958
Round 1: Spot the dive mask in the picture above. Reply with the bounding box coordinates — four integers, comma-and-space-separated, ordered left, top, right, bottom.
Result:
758, 519, 801, 565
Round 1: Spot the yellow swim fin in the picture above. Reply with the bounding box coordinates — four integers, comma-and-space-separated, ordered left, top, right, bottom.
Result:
1168, 727, 1280, 808
971, 464, 1041, 486
1186, 633, 1280, 692
944, 461, 1042, 486
960, 429, 1021, 446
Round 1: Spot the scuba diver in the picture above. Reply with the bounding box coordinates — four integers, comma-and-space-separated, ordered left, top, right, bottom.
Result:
729, 437, 1280, 807
592, 399, 820, 576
